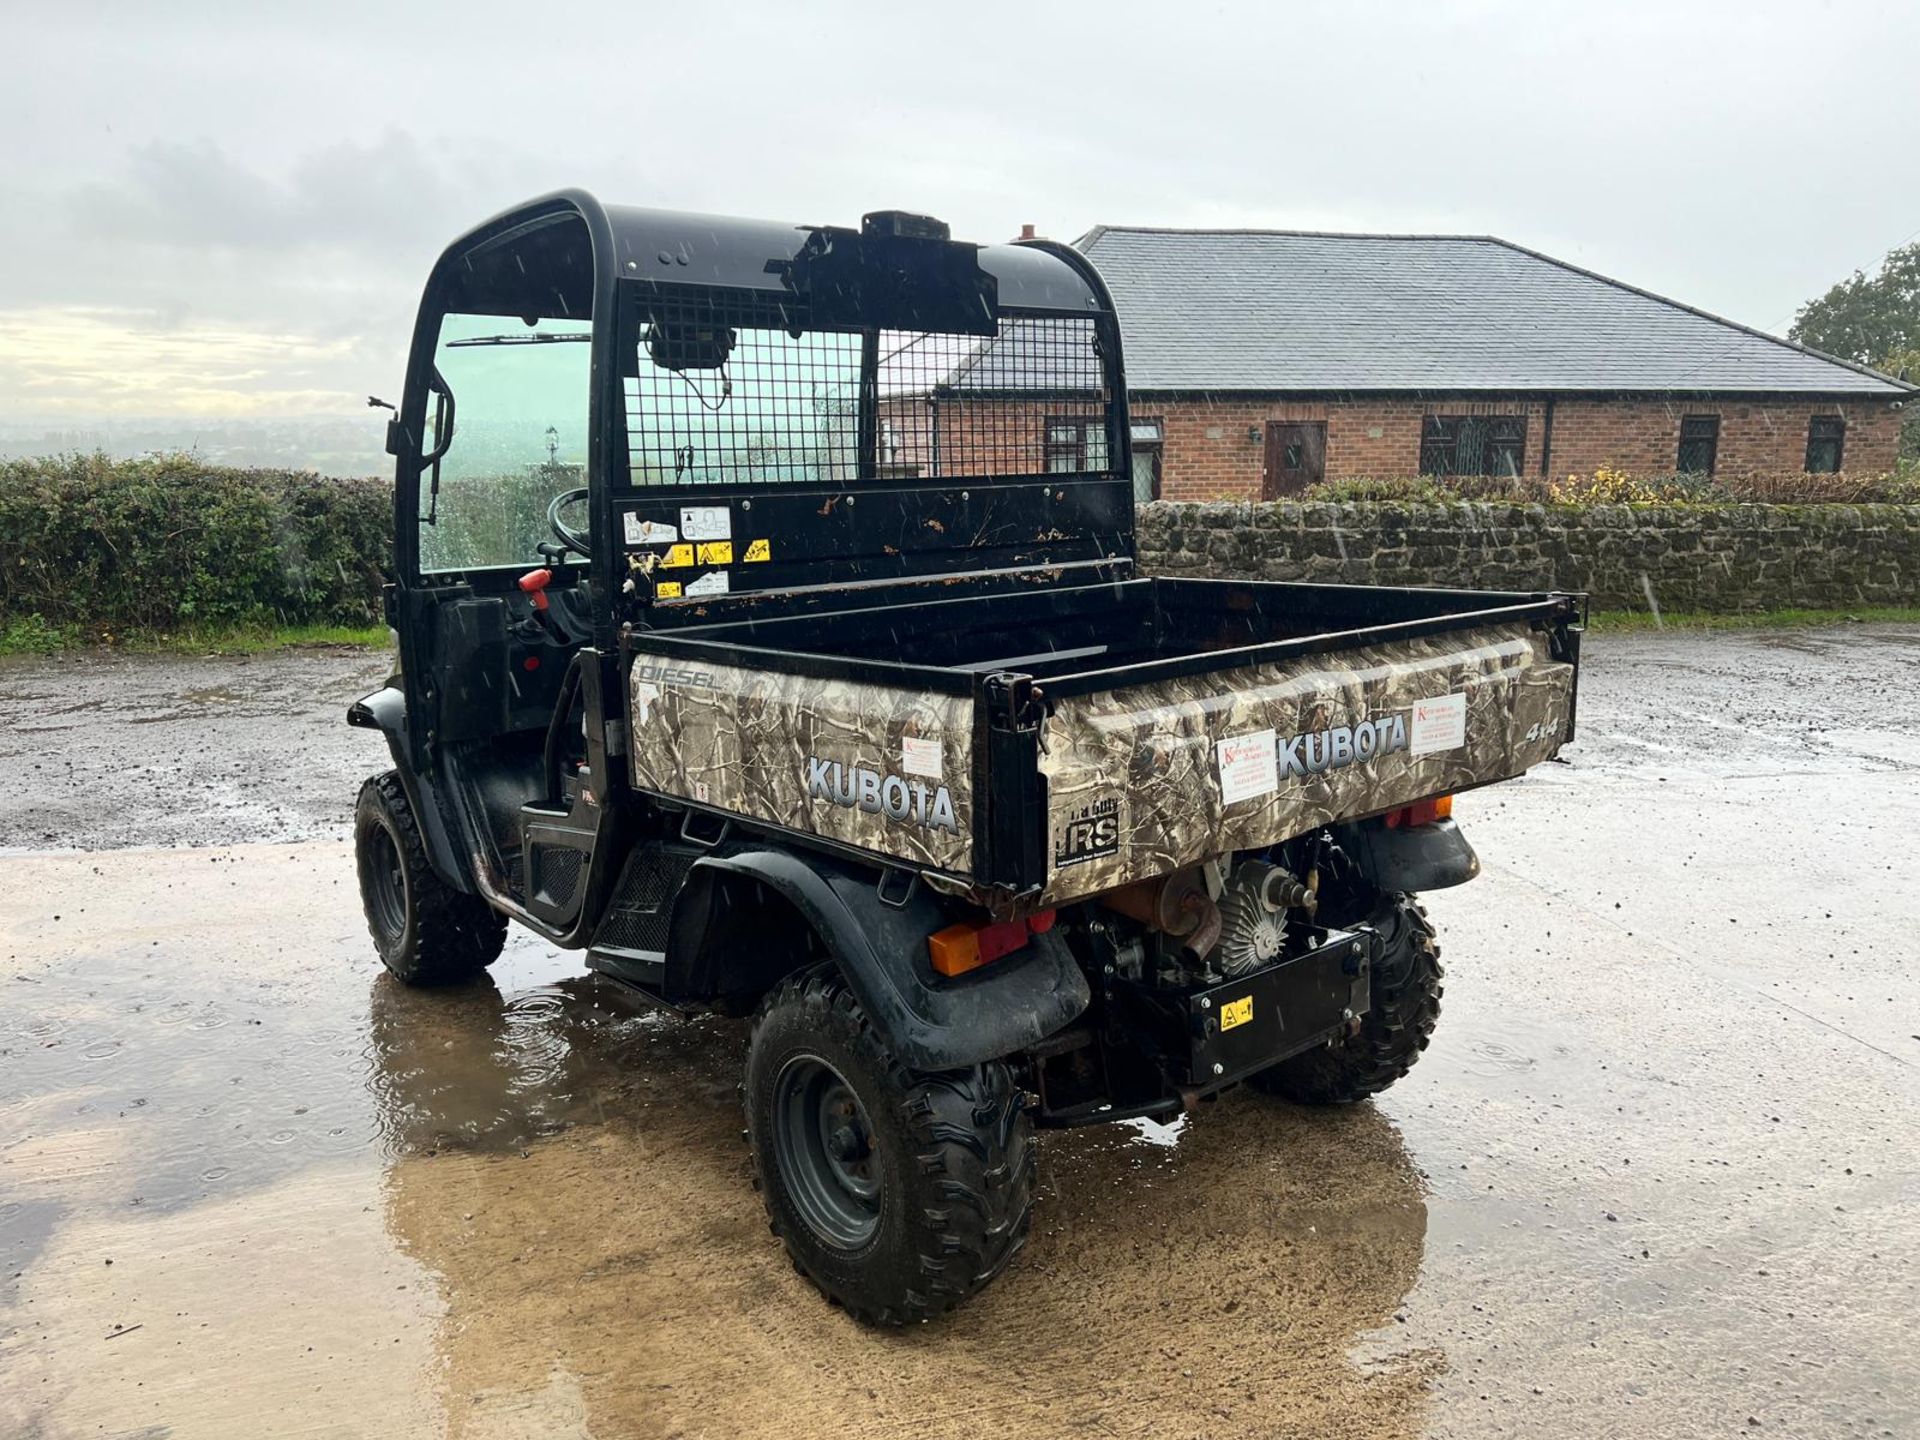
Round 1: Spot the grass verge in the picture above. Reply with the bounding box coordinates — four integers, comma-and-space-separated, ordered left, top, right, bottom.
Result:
1, 615, 387, 656
1586, 605, 1920, 634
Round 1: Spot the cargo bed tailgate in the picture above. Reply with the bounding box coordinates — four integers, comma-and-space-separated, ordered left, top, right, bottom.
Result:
1039, 617, 1576, 904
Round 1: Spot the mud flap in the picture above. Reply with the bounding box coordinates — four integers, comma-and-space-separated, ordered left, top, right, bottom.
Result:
1332, 816, 1480, 893
670, 848, 1090, 1071
347, 685, 474, 894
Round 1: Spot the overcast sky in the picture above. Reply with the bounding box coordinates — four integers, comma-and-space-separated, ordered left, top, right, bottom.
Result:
3, 0, 1916, 436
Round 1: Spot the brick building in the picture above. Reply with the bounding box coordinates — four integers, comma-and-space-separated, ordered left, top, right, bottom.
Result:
1073, 227, 1914, 501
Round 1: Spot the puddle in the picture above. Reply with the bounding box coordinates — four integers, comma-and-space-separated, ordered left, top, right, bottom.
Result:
2, 842, 1436, 1440
14, 829, 1916, 1437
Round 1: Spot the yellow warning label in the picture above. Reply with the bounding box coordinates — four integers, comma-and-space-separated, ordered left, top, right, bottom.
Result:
1220, 995, 1254, 1031
661, 543, 695, 569
743, 537, 771, 563
654, 581, 683, 599
697, 540, 734, 565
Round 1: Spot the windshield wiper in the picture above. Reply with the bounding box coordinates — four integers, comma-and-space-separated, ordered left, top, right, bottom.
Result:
444, 333, 591, 348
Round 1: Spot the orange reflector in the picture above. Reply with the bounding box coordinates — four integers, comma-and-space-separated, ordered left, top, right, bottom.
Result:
928, 923, 985, 976
928, 910, 1057, 977
1384, 795, 1453, 828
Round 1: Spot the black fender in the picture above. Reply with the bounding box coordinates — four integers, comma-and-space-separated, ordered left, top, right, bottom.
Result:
346, 685, 474, 893
1331, 816, 1480, 894
666, 847, 1090, 1072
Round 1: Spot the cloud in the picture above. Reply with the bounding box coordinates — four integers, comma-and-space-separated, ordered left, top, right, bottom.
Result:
0, 307, 361, 418
60, 132, 517, 259
0, 132, 559, 420
2, 0, 1915, 438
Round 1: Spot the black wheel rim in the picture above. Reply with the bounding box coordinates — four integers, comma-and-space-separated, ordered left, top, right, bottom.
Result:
361, 823, 409, 947
772, 1054, 882, 1249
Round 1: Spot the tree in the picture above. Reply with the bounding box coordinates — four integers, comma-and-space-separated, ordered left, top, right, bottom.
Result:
1791, 241, 1920, 373
1790, 242, 1919, 460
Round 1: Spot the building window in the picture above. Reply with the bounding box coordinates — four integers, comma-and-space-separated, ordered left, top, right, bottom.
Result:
1129, 419, 1163, 502
1420, 415, 1526, 477
1805, 416, 1845, 473
1044, 417, 1109, 473
1677, 415, 1719, 475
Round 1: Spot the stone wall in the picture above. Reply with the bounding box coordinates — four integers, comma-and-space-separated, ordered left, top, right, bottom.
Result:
1135, 501, 1920, 612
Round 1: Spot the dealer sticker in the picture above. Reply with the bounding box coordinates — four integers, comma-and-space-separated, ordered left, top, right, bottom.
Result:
1217, 729, 1279, 805
901, 735, 943, 779
1410, 693, 1468, 755
1221, 995, 1253, 1031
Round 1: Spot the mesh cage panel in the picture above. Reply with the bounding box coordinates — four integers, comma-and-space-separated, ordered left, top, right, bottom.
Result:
532, 847, 583, 906
591, 847, 694, 954
624, 290, 1110, 488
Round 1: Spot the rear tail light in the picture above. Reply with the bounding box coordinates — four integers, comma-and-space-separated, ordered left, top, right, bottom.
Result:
1384, 794, 1453, 828
928, 909, 1056, 977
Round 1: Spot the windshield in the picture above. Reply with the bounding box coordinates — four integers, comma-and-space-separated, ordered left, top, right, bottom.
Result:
417, 313, 591, 573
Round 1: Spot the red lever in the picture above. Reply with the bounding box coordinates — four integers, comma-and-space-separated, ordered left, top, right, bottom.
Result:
517, 568, 552, 613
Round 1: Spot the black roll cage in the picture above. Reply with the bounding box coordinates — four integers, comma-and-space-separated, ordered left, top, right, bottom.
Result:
390, 190, 1133, 658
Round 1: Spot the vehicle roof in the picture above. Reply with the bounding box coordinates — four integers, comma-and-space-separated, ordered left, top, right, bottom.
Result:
430, 189, 1108, 320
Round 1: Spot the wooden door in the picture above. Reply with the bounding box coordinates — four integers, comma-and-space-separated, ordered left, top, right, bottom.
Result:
1263, 421, 1326, 498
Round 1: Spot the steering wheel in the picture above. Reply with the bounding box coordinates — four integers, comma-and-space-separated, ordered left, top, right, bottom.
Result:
547, 487, 591, 557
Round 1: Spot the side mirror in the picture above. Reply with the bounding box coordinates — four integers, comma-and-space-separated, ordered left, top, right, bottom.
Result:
368, 396, 405, 458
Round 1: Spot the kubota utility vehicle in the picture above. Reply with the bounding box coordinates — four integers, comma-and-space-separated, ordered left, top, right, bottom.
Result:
350, 191, 1583, 1323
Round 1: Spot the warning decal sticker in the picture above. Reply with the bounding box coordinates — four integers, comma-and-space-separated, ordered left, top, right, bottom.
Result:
679, 506, 731, 541
623, 515, 679, 545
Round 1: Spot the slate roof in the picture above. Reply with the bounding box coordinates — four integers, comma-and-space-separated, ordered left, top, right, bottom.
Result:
1073, 227, 1912, 396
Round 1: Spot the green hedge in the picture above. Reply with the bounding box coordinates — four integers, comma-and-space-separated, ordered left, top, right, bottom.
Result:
0, 454, 391, 636
9, 453, 1920, 641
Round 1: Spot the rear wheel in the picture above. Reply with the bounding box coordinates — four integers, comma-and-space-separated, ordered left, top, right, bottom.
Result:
744, 965, 1035, 1325
354, 771, 506, 985
1249, 893, 1442, 1104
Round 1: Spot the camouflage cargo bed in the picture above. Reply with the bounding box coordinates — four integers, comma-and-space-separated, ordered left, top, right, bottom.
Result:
625, 575, 1583, 906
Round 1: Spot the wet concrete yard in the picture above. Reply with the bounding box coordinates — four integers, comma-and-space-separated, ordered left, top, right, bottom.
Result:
3, 627, 1918, 1438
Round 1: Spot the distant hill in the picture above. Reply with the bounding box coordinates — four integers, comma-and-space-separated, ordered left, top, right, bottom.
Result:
0, 414, 387, 475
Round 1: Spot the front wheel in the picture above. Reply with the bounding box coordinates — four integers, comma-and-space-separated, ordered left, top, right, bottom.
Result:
354, 771, 506, 986
744, 965, 1035, 1325
1248, 893, 1443, 1104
